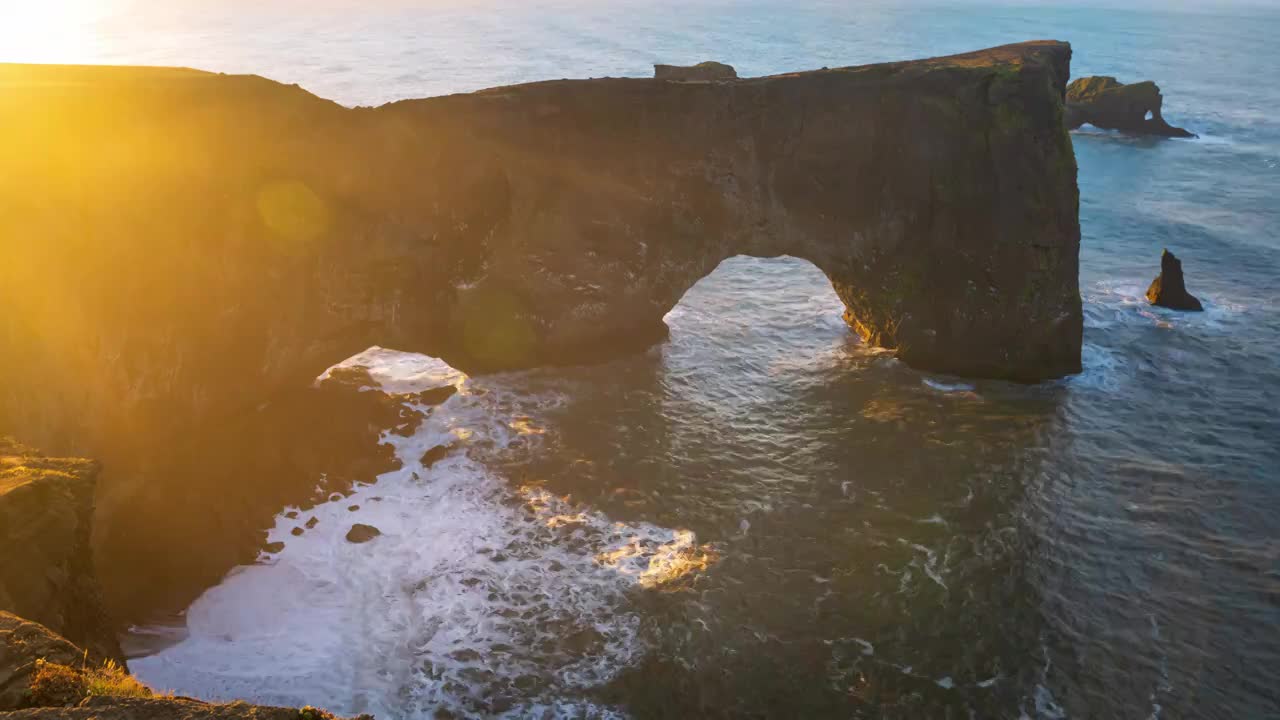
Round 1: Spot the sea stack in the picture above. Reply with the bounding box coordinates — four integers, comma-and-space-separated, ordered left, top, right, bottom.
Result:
1146, 249, 1204, 311
1065, 76, 1194, 138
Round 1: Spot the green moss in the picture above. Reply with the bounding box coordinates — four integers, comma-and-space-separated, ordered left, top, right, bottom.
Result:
994, 103, 1028, 134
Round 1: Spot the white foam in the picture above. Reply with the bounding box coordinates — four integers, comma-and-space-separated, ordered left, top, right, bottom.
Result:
1065, 342, 1126, 393
317, 345, 466, 393
130, 348, 716, 718
921, 378, 977, 394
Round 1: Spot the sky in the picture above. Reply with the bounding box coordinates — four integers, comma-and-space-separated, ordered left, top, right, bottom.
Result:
3, 0, 1278, 66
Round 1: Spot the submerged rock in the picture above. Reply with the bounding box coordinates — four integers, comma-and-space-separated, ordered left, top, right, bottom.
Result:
1146, 249, 1204, 311
653, 61, 738, 81
346, 524, 381, 543
1065, 76, 1194, 137
409, 385, 458, 407
420, 443, 456, 469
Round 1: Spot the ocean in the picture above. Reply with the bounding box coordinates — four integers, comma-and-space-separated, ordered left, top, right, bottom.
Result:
10, 0, 1279, 717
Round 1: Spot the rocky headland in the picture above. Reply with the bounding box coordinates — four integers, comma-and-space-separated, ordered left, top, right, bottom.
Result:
1065, 75, 1194, 137
0, 40, 1082, 714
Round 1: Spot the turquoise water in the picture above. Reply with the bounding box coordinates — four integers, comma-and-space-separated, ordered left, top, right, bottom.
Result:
13, 1, 1280, 717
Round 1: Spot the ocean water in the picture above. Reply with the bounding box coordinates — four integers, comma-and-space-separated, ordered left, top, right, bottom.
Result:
10, 0, 1280, 717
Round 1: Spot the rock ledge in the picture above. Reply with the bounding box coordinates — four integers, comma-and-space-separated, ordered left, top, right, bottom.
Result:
653, 61, 738, 81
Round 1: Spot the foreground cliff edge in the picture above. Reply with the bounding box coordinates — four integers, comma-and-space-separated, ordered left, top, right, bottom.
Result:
0, 614, 365, 719
0, 40, 1081, 629
0, 443, 363, 718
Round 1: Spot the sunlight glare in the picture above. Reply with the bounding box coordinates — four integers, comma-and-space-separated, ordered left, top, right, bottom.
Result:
0, 0, 111, 63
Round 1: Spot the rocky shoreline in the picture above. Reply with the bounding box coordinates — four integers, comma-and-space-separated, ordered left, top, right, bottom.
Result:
0, 443, 366, 718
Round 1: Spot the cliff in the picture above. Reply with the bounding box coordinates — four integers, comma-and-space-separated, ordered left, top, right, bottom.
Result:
0, 41, 1081, 615
0, 441, 122, 665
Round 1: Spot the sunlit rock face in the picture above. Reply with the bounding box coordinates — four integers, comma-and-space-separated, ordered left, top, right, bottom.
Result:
0, 42, 1080, 612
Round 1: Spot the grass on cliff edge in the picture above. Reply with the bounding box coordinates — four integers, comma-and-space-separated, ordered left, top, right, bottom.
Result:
29, 658, 156, 706
28, 658, 356, 719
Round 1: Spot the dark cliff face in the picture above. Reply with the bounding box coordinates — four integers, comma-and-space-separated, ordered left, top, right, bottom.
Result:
0, 441, 122, 665
0, 42, 1080, 616
1064, 75, 1194, 137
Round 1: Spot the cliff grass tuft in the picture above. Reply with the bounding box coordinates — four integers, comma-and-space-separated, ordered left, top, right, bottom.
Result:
84, 659, 154, 699
28, 656, 164, 707
28, 659, 86, 707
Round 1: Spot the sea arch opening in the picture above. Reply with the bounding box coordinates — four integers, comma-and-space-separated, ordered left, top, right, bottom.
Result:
655, 254, 866, 381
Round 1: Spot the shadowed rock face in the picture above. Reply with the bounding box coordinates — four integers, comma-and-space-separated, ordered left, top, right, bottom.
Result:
1065, 76, 1194, 137
0, 442, 122, 665
0, 41, 1081, 611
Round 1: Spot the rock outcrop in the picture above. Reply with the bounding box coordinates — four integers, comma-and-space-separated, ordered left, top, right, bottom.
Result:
1146, 249, 1204, 311
0, 442, 122, 665
1065, 76, 1194, 137
0, 42, 1082, 612
654, 61, 738, 81
0, 612, 87, 710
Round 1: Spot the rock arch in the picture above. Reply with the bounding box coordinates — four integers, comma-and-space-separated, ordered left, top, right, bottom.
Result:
0, 40, 1081, 469
436, 41, 1082, 381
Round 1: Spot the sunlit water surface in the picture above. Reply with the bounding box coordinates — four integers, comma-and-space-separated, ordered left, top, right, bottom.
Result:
11, 1, 1279, 717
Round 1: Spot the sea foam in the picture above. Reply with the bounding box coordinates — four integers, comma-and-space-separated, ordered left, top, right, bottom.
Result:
130, 348, 715, 718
